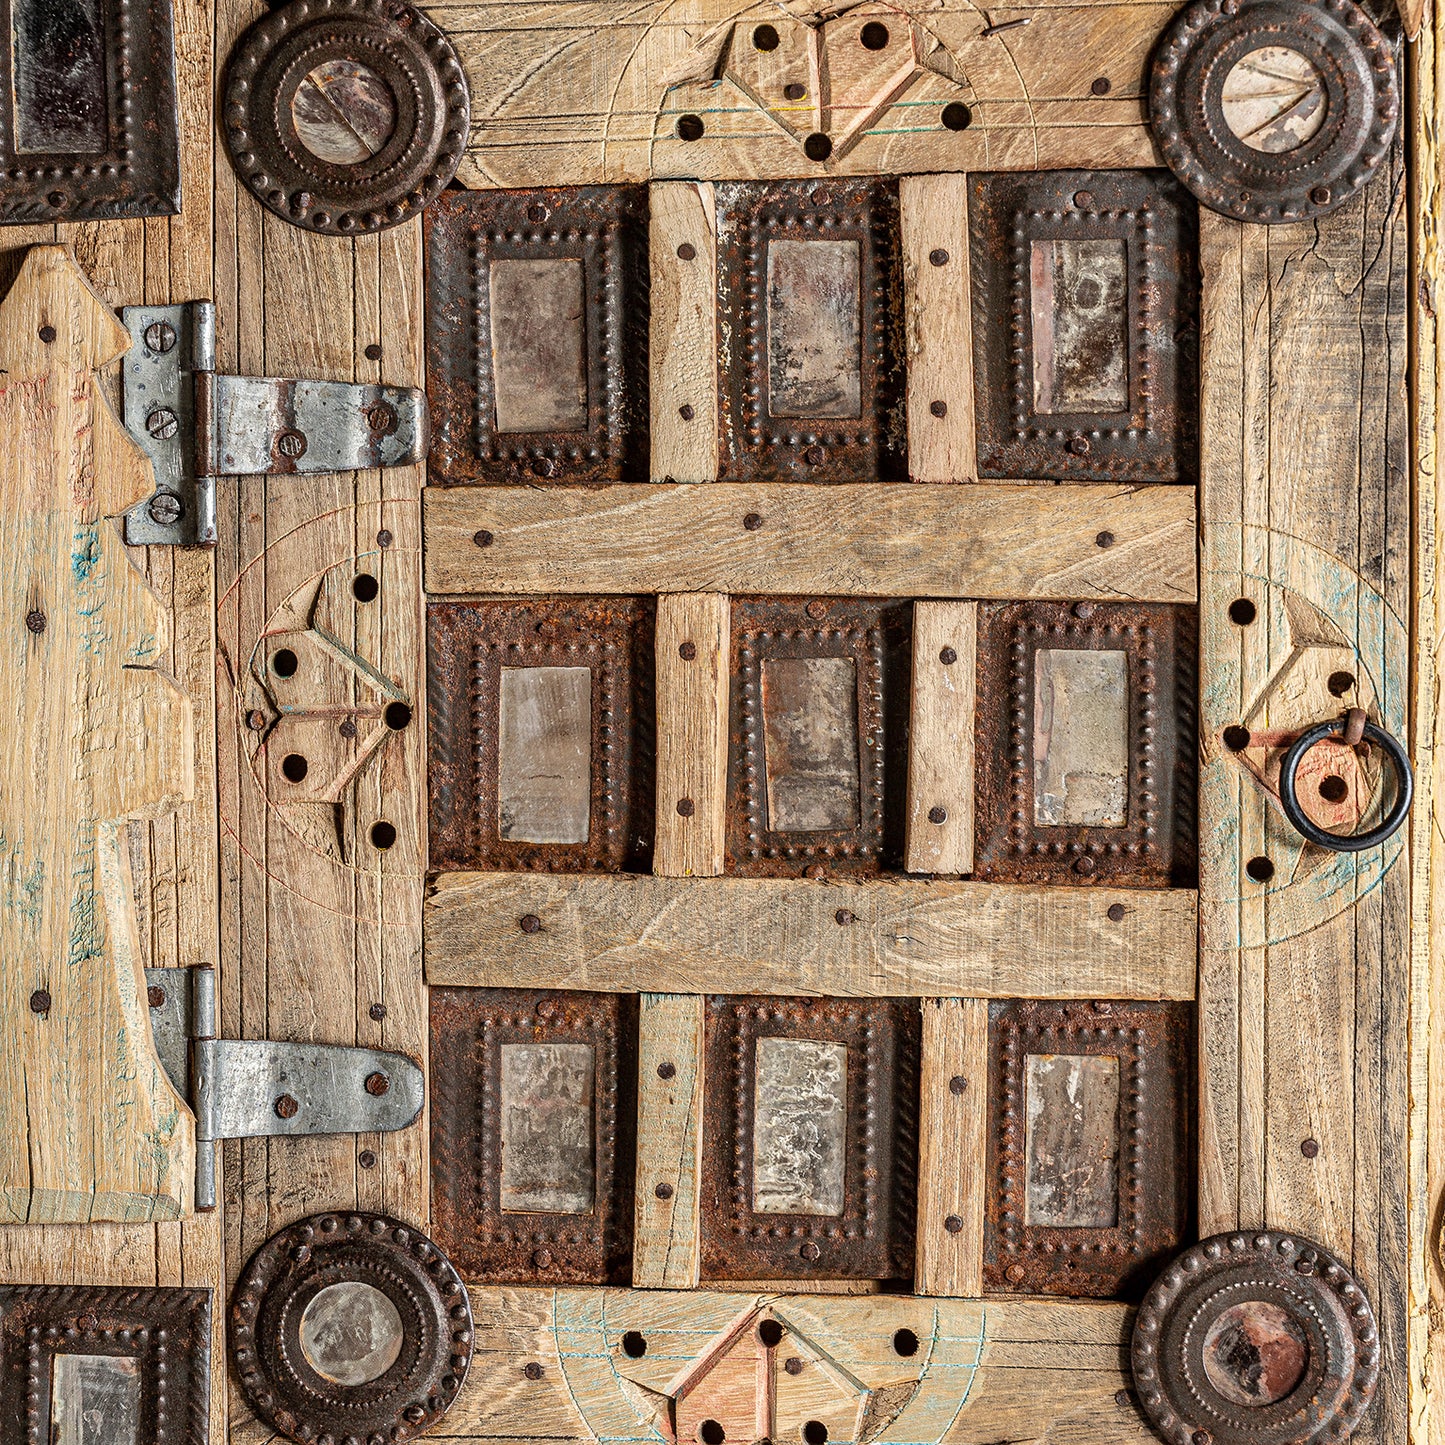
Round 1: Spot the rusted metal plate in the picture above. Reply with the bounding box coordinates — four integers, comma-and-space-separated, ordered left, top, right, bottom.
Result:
727, 597, 910, 878
430, 988, 637, 1284
0, 0, 179, 223
427, 597, 655, 874
973, 600, 1197, 887
425, 185, 650, 484
717, 179, 905, 483
969, 170, 1199, 483
700, 996, 919, 1281
0, 1286, 210, 1445
985, 999, 1193, 1299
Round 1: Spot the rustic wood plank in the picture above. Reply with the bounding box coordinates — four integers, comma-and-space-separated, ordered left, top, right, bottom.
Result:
427, 872, 1197, 999
423, 482, 1197, 601
904, 602, 976, 874
901, 175, 974, 484
632, 994, 705, 1289
914, 999, 987, 1297
650, 183, 718, 484
654, 593, 729, 878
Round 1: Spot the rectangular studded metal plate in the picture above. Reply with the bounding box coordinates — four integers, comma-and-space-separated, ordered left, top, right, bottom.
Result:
429, 988, 638, 1284
983, 999, 1193, 1299
424, 185, 650, 484
972, 599, 1197, 886
427, 597, 656, 873
699, 996, 919, 1282
716, 179, 905, 483
969, 169, 1198, 483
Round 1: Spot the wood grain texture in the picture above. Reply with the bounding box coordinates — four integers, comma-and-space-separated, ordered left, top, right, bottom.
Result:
427, 872, 1197, 999
914, 999, 987, 1297
901, 175, 975, 484
904, 602, 976, 874
0, 245, 194, 1224
633, 994, 705, 1289
650, 183, 718, 484
654, 594, 730, 878
425, 0, 1167, 189
423, 482, 1197, 601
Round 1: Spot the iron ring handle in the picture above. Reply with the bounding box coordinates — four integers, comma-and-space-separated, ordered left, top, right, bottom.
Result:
1278, 717, 1413, 852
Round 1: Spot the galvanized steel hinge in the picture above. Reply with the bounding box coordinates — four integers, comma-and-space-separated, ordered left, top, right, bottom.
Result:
121, 302, 428, 546
145, 966, 424, 1210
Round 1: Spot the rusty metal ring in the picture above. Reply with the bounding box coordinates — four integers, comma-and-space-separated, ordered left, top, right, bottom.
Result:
230, 1212, 473, 1443
1132, 1231, 1379, 1445
223, 0, 469, 235
1149, 0, 1399, 223
1279, 716, 1412, 851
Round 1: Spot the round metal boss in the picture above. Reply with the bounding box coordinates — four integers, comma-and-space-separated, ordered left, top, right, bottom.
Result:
223, 0, 469, 235
230, 1211, 474, 1443
1148, 0, 1399, 223
1131, 1231, 1379, 1445
1278, 716, 1412, 851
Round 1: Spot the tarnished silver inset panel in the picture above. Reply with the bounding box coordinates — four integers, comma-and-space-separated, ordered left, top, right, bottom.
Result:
1023, 1052, 1121, 1228
766, 239, 862, 419
1030, 239, 1128, 415
761, 656, 861, 833
290, 59, 397, 165
298, 1281, 406, 1387
489, 258, 589, 433
1032, 648, 1129, 827
752, 1036, 848, 1216
497, 666, 593, 845
500, 1041, 597, 1214
51, 1355, 141, 1445
12, 0, 105, 154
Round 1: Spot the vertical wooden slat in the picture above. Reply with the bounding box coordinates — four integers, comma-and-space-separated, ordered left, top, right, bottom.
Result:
914, 998, 988, 1297
901, 174, 975, 484
653, 593, 730, 878
649, 182, 717, 484
633, 993, 705, 1289
904, 601, 976, 874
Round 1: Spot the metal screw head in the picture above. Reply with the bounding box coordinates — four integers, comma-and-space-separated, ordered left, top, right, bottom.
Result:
146, 407, 180, 440
943, 1215, 964, 1234
527, 202, 549, 223
364, 343, 383, 361
679, 403, 695, 420
533, 457, 559, 479
1073, 855, 1097, 875
1092, 76, 1112, 95
1096, 530, 1116, 548
929, 248, 949, 266
939, 645, 957, 665
1107, 903, 1126, 922
37, 324, 55, 344
148, 985, 167, 1009
654, 1181, 674, 1200
676, 242, 697, 260
930, 400, 947, 417
25, 609, 45, 634
367, 402, 397, 434
519, 913, 542, 934
800, 1241, 820, 1261
1115, 1388, 1131, 1408
358, 1149, 377, 1169
948, 1075, 967, 1095
928, 805, 947, 825
369, 1002, 387, 1021
1310, 185, 1331, 206
784, 1357, 804, 1375
276, 429, 308, 459
805, 864, 826, 880
365, 1071, 390, 1096
835, 908, 854, 926
523, 1361, 544, 1380
803, 445, 826, 466
1006, 1262, 1026, 1283
246, 709, 267, 731
536, 998, 558, 1021
676, 798, 695, 817
377, 529, 393, 548
148, 492, 184, 526
532, 1249, 552, 1269
1073, 190, 1095, 209
145, 320, 177, 354
473, 529, 495, 548
339, 718, 358, 739
743, 512, 764, 531
657, 1061, 677, 1080
678, 640, 697, 661
784, 82, 806, 100
1301, 1137, 1319, 1158
274, 1093, 299, 1119
806, 600, 827, 620
1073, 601, 1096, 620
1068, 436, 1091, 456
1193, 1432, 1212, 1445
29, 989, 51, 1014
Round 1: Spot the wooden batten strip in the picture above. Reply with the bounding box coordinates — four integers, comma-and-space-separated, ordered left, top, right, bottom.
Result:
905, 601, 977, 874
653, 594, 730, 877
423, 482, 1197, 603
426, 873, 1198, 1000
649, 182, 718, 484
901, 175, 976, 483
632, 995, 705, 1289
915, 999, 989, 1297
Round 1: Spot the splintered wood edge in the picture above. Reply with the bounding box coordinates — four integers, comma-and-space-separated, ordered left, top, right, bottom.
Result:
426, 874, 1198, 1000
422, 482, 1197, 602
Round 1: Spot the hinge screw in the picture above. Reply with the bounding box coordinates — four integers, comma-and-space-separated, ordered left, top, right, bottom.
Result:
276, 430, 307, 459
144, 321, 177, 354
274, 1094, 299, 1119
365, 1071, 390, 1096
148, 492, 183, 527
146, 407, 179, 440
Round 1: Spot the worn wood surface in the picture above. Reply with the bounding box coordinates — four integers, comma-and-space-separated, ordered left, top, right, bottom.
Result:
427, 872, 1197, 999
914, 999, 987, 1297
905, 601, 976, 874
424, 482, 1197, 601
422, 0, 1166, 188
654, 594, 730, 878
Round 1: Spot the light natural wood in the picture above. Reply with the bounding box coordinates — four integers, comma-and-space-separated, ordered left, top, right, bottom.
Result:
432, 0, 1167, 188
427, 872, 1197, 999
653, 594, 730, 878
633, 995, 705, 1290
650, 183, 718, 485
914, 999, 987, 1297
901, 176, 975, 484
904, 602, 976, 874
0, 245, 194, 1224
423, 482, 1197, 601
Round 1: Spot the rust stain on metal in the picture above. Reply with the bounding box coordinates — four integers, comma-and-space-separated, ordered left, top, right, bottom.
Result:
430, 988, 637, 1284
425, 186, 649, 484
985, 999, 1193, 1299
700, 996, 919, 1282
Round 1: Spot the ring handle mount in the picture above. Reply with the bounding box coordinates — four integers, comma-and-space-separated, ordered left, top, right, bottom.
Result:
1278, 716, 1413, 852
